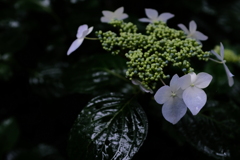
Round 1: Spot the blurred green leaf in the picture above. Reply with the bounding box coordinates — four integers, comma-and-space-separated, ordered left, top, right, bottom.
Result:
6, 144, 64, 160
176, 110, 240, 159
15, 0, 51, 13
68, 93, 148, 160
29, 62, 67, 98
64, 54, 131, 95
0, 117, 19, 157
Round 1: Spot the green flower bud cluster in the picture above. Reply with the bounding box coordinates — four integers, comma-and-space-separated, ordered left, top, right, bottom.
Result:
110, 19, 138, 33
95, 20, 210, 90
146, 21, 185, 40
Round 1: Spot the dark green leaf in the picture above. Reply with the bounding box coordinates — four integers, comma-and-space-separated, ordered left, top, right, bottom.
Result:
6, 144, 64, 160
68, 93, 148, 160
176, 111, 240, 159
29, 62, 67, 98
64, 54, 131, 95
15, 0, 51, 13
0, 117, 19, 157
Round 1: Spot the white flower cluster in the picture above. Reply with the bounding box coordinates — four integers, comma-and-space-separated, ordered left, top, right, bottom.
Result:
66, 7, 209, 55
154, 72, 212, 124
65, 7, 235, 125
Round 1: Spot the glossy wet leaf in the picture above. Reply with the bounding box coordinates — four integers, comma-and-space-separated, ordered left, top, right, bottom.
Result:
68, 93, 148, 160
64, 54, 129, 95
0, 118, 19, 157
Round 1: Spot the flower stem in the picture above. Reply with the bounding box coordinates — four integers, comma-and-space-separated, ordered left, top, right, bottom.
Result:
209, 58, 223, 64
104, 68, 128, 82
160, 78, 166, 86
85, 37, 99, 40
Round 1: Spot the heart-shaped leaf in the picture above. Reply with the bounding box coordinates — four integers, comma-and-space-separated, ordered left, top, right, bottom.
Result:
68, 93, 148, 160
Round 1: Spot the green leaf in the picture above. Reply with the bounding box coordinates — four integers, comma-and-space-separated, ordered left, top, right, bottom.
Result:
15, 0, 51, 13
176, 112, 238, 159
64, 54, 131, 95
6, 144, 64, 160
29, 62, 67, 98
68, 93, 148, 160
0, 117, 19, 157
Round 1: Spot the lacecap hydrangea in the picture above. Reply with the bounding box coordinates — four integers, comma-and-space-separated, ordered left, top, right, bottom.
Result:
66, 7, 234, 124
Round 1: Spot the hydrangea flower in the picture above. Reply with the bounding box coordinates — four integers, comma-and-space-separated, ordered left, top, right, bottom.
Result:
154, 74, 187, 124
100, 7, 128, 23
132, 79, 153, 94
211, 43, 234, 87
180, 72, 212, 115
139, 8, 174, 23
178, 20, 208, 43
67, 24, 93, 55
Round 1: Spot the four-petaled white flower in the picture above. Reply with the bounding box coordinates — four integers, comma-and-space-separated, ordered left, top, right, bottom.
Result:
100, 7, 128, 23
178, 20, 208, 43
180, 72, 212, 115
154, 74, 187, 124
132, 79, 153, 94
67, 24, 93, 55
211, 43, 234, 87
139, 8, 174, 23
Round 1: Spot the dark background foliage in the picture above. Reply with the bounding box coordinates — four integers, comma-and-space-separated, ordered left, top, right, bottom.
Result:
1, 0, 240, 159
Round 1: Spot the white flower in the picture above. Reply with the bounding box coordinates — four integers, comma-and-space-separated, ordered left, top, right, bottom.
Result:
154, 74, 187, 124
211, 43, 234, 87
180, 72, 212, 115
100, 7, 128, 23
178, 20, 208, 43
139, 8, 174, 23
132, 79, 153, 94
67, 24, 93, 55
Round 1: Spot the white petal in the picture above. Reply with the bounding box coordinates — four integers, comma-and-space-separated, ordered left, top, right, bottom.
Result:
220, 42, 225, 59
132, 79, 141, 85
194, 72, 213, 88
81, 29, 90, 38
117, 13, 128, 20
211, 50, 222, 61
67, 38, 84, 55
178, 24, 190, 34
132, 79, 153, 93
170, 74, 180, 91
139, 85, 153, 94
139, 18, 151, 23
179, 74, 191, 89
158, 13, 174, 23
223, 63, 234, 87
86, 26, 93, 35
101, 17, 111, 23
76, 25, 88, 38
194, 31, 208, 41
176, 88, 184, 99
189, 20, 197, 33
162, 97, 187, 124
154, 86, 171, 104
102, 11, 113, 18
183, 87, 207, 115
114, 7, 124, 16
145, 8, 158, 19
189, 72, 197, 82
